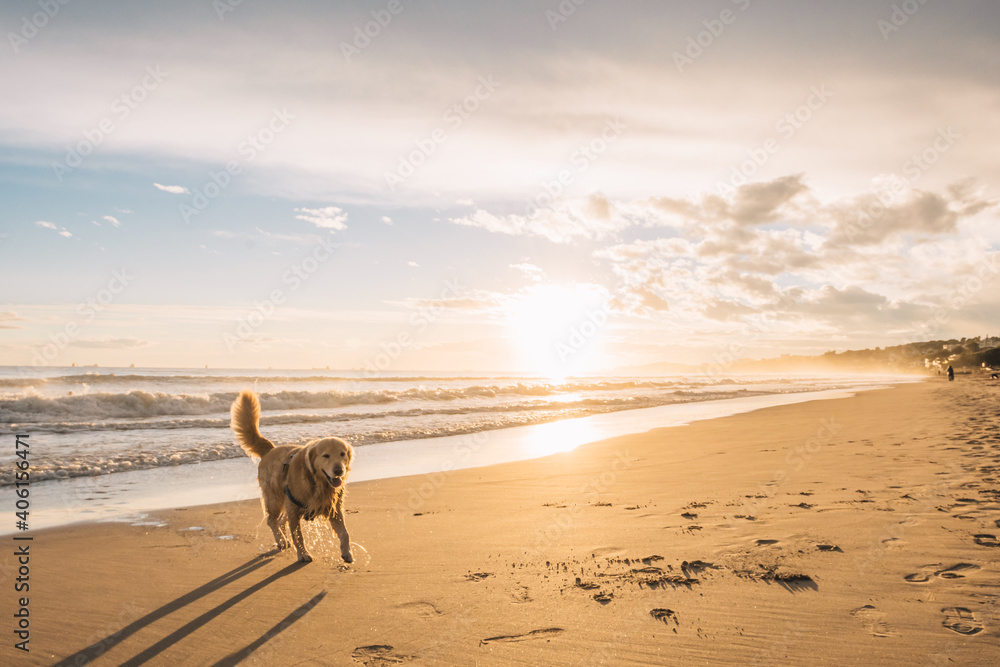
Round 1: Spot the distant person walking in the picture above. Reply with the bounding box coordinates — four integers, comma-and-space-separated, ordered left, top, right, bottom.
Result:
947, 365, 955, 381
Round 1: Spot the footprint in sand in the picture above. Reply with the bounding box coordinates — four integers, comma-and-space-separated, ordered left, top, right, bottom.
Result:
851, 605, 897, 638
650, 608, 679, 627
941, 607, 984, 636
510, 585, 532, 603
903, 565, 940, 583
755, 539, 779, 546
935, 563, 981, 579
352, 645, 413, 666
396, 601, 442, 618
816, 544, 843, 552
479, 628, 564, 646
904, 563, 980, 583
881, 537, 904, 550
593, 592, 614, 604
465, 572, 493, 581
973, 534, 1000, 547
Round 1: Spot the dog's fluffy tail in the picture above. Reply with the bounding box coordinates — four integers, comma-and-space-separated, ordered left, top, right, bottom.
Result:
230, 390, 274, 459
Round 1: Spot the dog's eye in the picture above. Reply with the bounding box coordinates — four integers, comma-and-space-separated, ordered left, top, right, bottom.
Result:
340, 452, 345, 457
322, 454, 330, 459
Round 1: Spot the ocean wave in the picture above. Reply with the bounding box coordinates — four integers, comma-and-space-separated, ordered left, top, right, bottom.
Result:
0, 381, 693, 424
0, 396, 657, 434
0, 405, 643, 485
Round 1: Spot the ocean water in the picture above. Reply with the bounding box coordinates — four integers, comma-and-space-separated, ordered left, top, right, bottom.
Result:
0, 366, 905, 487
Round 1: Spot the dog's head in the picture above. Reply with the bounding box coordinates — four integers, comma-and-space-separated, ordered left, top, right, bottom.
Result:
304, 437, 353, 489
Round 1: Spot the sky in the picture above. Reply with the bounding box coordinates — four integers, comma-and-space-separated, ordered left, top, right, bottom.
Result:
1, 0, 999, 375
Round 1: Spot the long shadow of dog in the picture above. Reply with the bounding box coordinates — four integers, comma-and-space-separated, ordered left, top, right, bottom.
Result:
53, 552, 323, 666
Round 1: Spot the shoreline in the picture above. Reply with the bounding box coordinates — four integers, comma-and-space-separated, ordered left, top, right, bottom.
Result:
8, 378, 998, 665
11, 383, 910, 534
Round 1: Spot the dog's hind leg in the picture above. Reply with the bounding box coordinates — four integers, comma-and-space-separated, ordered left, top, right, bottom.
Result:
330, 495, 354, 563
263, 497, 287, 550
287, 509, 312, 563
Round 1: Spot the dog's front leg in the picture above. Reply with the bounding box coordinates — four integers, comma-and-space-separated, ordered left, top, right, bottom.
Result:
287, 508, 312, 563
330, 499, 353, 563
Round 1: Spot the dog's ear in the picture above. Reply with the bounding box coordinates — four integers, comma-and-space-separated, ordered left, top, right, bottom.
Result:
346, 443, 354, 468
303, 444, 315, 476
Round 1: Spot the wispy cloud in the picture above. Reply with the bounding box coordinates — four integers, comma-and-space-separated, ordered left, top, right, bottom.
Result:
294, 206, 348, 230
35, 221, 72, 237
103, 215, 121, 227
452, 195, 635, 244
153, 183, 190, 194
510, 263, 544, 281
389, 290, 512, 314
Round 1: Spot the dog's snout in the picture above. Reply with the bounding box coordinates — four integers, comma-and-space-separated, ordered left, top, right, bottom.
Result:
333, 463, 346, 477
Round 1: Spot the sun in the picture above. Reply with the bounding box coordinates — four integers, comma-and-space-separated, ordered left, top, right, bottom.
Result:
507, 283, 609, 380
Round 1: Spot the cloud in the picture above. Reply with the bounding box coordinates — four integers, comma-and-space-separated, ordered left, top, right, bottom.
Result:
452, 195, 634, 244
103, 215, 121, 227
728, 175, 811, 226
824, 179, 995, 247
390, 290, 511, 313
590, 176, 995, 328
509, 263, 544, 281
381, 216, 393, 225
643, 174, 812, 228
254, 227, 327, 245
407, 261, 419, 267
69, 337, 152, 349
35, 221, 72, 237
0, 1, 997, 209
153, 183, 190, 194
453, 177, 816, 244
295, 206, 348, 230
702, 298, 756, 321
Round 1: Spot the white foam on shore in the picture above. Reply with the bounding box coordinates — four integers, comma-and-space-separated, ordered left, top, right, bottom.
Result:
8, 384, 907, 533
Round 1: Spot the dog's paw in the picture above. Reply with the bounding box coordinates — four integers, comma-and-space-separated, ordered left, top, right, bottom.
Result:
297, 553, 313, 563
343, 551, 354, 564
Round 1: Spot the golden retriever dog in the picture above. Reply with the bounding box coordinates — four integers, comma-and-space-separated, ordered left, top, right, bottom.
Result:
230, 390, 354, 563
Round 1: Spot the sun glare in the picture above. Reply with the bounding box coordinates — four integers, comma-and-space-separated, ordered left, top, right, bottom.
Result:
519, 417, 602, 459
508, 283, 609, 380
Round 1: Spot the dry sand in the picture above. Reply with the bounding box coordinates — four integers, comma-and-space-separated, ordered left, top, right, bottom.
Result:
6, 378, 999, 665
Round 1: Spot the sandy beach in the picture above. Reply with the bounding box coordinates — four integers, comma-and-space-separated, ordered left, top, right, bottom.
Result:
7, 378, 999, 665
